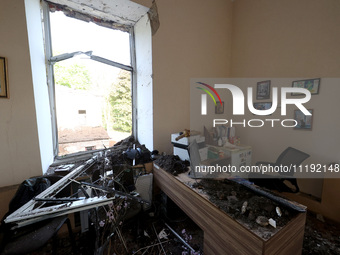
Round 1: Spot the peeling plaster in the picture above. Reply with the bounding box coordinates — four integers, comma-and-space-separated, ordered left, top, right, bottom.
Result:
46, 0, 149, 31
148, 0, 160, 36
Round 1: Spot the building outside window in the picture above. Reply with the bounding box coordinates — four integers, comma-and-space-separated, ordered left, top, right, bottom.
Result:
45, 7, 134, 157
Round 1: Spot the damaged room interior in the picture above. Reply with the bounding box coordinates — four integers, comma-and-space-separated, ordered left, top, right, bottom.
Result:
0, 0, 339, 254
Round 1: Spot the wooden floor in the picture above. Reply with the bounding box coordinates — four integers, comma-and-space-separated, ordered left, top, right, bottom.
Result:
153, 164, 306, 255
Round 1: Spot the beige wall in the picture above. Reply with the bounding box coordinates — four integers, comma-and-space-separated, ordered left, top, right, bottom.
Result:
150, 0, 233, 154
231, 0, 340, 77
132, 0, 340, 221
0, 0, 44, 186
136, 0, 340, 222
230, 0, 340, 222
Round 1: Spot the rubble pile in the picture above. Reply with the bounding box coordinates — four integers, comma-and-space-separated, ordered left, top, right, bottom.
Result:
110, 216, 203, 255
16, 137, 340, 254
36, 136, 157, 254
193, 179, 297, 240
108, 135, 136, 165
302, 213, 340, 254
154, 155, 190, 176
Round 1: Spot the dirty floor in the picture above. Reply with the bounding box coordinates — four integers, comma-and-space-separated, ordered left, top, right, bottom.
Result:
25, 198, 340, 255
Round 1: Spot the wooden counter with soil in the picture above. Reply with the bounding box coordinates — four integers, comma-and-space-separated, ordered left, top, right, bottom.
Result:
153, 164, 306, 255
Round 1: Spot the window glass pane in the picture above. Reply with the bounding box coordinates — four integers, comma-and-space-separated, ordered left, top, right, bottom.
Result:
50, 11, 130, 66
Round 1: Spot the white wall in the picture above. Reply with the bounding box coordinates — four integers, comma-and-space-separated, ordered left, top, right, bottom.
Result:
25, 0, 54, 173
135, 14, 153, 151
56, 86, 104, 129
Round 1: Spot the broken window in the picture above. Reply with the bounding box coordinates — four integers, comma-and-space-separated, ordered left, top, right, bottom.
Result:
44, 4, 134, 157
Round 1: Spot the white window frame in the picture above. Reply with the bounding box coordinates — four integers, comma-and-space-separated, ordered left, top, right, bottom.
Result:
42, 1, 137, 160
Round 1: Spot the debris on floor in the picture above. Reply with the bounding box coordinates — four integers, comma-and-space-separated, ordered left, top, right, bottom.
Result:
23, 200, 340, 255
109, 210, 203, 255
3, 139, 340, 254
1, 136, 155, 254
302, 212, 340, 255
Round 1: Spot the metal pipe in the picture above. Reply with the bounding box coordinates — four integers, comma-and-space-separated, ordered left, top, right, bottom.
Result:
164, 223, 196, 253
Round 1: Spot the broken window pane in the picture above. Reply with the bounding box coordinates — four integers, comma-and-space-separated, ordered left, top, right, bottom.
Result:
50, 11, 131, 66
50, 11, 132, 156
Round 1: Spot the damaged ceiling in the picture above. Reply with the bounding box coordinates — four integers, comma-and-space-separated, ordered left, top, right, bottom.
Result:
46, 0, 149, 28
